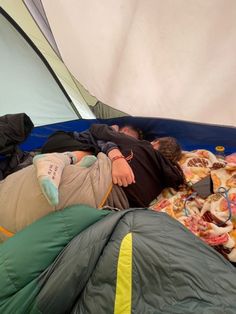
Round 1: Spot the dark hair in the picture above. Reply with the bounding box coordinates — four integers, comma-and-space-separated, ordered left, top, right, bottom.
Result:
119, 125, 143, 140
153, 136, 185, 185
153, 136, 182, 163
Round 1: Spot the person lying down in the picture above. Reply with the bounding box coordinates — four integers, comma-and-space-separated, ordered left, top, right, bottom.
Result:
0, 152, 130, 243
0, 124, 141, 242
0, 125, 184, 242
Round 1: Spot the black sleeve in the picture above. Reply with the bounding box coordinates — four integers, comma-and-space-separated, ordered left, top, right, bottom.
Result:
97, 140, 118, 154
156, 152, 184, 189
89, 124, 138, 145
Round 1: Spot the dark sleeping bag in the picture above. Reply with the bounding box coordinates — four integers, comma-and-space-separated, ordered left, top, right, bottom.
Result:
1, 207, 236, 314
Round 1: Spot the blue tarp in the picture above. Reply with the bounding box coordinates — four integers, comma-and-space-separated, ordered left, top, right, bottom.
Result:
20, 117, 236, 154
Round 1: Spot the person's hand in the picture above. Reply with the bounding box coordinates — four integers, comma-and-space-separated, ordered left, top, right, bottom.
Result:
73, 151, 93, 163
111, 124, 119, 132
111, 158, 135, 187
108, 148, 135, 186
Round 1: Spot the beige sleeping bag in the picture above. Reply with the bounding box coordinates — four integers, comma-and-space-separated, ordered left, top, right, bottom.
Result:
0, 153, 113, 242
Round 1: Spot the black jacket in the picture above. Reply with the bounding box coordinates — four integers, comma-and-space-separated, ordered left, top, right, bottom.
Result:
41, 130, 100, 155
90, 124, 184, 207
0, 113, 34, 179
0, 113, 33, 155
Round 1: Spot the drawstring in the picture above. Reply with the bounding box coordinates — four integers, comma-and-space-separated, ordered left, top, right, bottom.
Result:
183, 192, 198, 217
216, 187, 236, 226
183, 186, 236, 227
125, 150, 134, 162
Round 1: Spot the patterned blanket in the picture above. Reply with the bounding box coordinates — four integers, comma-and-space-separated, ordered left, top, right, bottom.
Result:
150, 150, 236, 262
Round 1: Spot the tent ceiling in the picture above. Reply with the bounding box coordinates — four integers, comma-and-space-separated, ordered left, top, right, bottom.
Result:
0, 11, 77, 126
42, 0, 236, 126
23, 0, 61, 57
0, 0, 96, 123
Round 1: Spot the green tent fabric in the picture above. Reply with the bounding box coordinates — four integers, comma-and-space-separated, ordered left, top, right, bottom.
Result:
1, 208, 236, 313
90, 101, 128, 119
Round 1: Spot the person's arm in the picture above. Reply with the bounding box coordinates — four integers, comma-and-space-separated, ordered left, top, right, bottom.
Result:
108, 148, 135, 187
97, 140, 118, 154
90, 124, 136, 186
90, 124, 137, 144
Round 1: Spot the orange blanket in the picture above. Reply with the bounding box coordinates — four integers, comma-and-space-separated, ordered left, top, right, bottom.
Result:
150, 149, 236, 262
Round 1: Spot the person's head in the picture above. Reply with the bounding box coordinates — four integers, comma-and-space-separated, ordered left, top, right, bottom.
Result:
119, 125, 143, 140
151, 136, 182, 163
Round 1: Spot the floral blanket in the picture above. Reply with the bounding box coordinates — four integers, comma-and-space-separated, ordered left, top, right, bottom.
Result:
150, 150, 236, 262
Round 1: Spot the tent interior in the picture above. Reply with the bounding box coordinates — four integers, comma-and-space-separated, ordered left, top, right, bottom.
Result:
1, 0, 236, 313
0, 0, 236, 152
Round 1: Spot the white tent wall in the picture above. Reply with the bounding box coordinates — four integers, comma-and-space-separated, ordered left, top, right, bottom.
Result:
23, 0, 61, 57
42, 0, 236, 127
0, 0, 95, 126
23, 0, 102, 112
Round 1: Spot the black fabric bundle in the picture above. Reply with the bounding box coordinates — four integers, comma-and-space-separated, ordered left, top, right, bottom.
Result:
0, 113, 34, 180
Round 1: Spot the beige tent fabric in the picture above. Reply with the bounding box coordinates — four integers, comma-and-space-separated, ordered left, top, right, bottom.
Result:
42, 0, 236, 126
